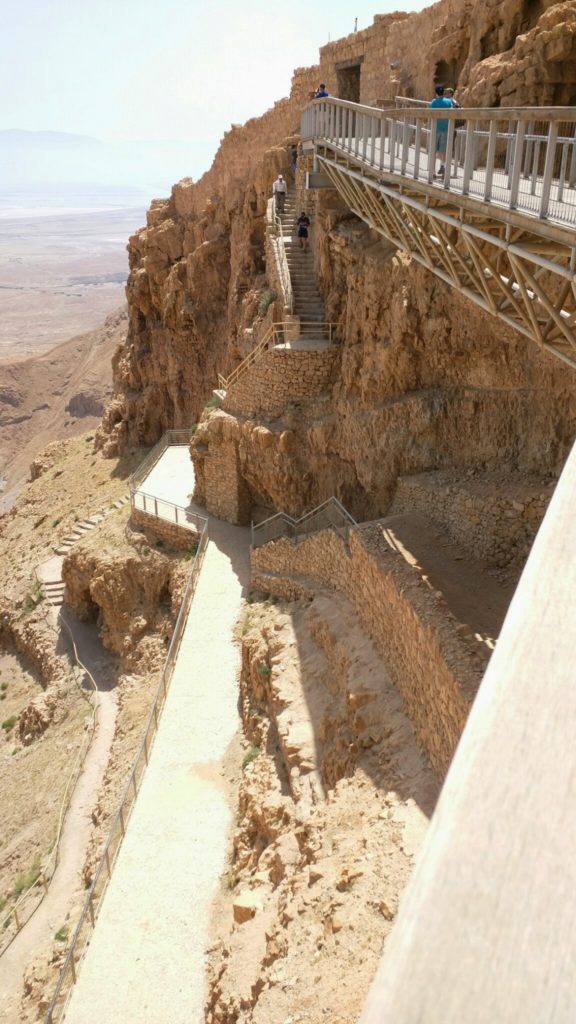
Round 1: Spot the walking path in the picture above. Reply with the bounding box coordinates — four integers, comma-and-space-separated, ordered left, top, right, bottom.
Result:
0, 616, 118, 1023
64, 457, 250, 1022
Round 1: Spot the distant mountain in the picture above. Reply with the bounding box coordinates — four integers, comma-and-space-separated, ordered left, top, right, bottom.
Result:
0, 128, 201, 193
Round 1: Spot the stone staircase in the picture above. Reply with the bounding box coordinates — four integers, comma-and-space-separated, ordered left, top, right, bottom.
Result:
40, 494, 131, 609
278, 192, 330, 346
54, 496, 130, 558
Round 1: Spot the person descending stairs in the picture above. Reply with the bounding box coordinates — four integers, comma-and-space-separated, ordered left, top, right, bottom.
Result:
275, 187, 331, 349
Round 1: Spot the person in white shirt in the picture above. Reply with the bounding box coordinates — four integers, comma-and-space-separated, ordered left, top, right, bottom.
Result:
272, 174, 287, 214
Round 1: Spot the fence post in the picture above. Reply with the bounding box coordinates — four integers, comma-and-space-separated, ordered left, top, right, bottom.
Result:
539, 122, 558, 218
509, 121, 525, 209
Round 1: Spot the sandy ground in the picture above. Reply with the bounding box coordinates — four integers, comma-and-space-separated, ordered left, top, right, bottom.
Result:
0, 207, 144, 357
65, 514, 250, 1023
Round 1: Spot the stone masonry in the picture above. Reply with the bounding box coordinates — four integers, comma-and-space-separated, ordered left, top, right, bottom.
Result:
130, 507, 200, 551
390, 471, 554, 572
252, 524, 486, 775
223, 347, 339, 420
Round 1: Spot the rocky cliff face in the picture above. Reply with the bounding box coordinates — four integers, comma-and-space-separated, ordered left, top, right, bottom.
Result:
96, 68, 318, 457
97, 0, 576, 512
192, 201, 575, 523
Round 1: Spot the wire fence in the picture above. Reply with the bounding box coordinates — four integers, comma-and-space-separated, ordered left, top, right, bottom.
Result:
43, 519, 209, 1023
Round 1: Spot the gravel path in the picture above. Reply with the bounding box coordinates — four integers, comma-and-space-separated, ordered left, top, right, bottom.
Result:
64, 516, 250, 1023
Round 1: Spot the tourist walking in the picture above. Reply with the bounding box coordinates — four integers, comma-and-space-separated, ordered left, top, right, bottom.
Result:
272, 173, 287, 214
445, 86, 461, 108
428, 84, 454, 177
296, 211, 311, 251
290, 145, 298, 178
314, 83, 329, 98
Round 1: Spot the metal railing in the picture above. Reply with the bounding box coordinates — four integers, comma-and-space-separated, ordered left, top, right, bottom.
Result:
395, 95, 429, 108
251, 496, 357, 549
302, 98, 576, 226
131, 491, 206, 533
268, 197, 294, 314
217, 321, 339, 392
44, 518, 208, 1023
128, 430, 193, 494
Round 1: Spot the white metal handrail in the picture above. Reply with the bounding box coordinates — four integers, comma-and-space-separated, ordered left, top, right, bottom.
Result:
218, 321, 339, 392
302, 98, 576, 226
131, 490, 206, 533
268, 197, 294, 314
44, 520, 209, 1022
251, 496, 357, 549
128, 430, 192, 494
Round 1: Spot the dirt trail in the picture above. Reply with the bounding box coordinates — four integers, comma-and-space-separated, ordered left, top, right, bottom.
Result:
0, 601, 120, 1024
0, 690, 117, 1021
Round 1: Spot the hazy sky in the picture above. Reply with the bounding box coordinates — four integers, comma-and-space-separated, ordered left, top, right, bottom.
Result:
3, 0, 429, 172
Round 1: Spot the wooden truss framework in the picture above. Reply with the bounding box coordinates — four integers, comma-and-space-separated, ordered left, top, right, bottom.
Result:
318, 155, 576, 369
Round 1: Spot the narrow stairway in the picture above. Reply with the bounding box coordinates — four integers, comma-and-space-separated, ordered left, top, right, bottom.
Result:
277, 190, 331, 350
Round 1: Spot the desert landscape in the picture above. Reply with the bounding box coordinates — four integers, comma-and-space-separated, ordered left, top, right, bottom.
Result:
1, 0, 576, 1022
0, 199, 146, 358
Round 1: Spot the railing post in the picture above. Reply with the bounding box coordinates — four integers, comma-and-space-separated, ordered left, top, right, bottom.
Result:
401, 118, 409, 175
444, 118, 455, 187
414, 120, 422, 180
539, 122, 558, 218
462, 120, 475, 195
483, 119, 498, 202
428, 118, 438, 183
389, 118, 396, 173
509, 120, 525, 209
557, 141, 569, 204
568, 136, 576, 188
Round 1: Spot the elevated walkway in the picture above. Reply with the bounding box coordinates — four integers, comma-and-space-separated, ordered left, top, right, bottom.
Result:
302, 99, 576, 368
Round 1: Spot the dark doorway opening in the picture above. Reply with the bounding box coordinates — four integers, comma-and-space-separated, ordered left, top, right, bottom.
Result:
336, 60, 363, 103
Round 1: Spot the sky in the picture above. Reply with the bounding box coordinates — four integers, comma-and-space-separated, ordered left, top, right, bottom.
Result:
2, 0, 430, 186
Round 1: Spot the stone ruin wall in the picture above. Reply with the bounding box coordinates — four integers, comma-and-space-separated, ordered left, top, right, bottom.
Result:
390, 472, 555, 572
222, 348, 339, 420
130, 507, 200, 552
315, 0, 576, 108
251, 524, 487, 774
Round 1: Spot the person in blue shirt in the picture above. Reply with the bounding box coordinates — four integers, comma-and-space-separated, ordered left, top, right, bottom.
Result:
429, 85, 454, 177
314, 84, 329, 98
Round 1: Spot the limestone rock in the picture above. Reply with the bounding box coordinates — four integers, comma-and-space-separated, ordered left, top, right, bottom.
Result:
233, 891, 262, 924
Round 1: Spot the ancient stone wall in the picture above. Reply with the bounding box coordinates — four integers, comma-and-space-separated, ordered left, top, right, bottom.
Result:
223, 347, 339, 419
314, 0, 576, 108
130, 507, 199, 552
252, 524, 486, 774
391, 471, 554, 571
